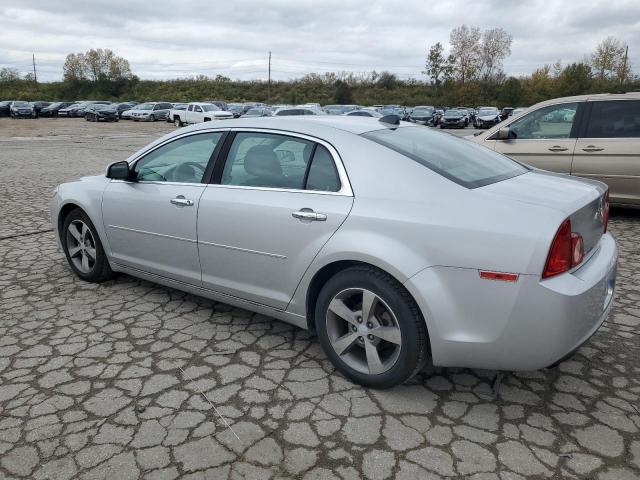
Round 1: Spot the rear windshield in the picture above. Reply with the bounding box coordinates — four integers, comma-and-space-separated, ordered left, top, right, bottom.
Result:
362, 126, 529, 188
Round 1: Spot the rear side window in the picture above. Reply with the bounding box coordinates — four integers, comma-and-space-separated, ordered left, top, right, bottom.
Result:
584, 100, 640, 138
306, 145, 340, 192
362, 127, 529, 188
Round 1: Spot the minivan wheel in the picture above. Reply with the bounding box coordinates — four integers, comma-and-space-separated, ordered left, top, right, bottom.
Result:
315, 266, 429, 389
62, 209, 114, 283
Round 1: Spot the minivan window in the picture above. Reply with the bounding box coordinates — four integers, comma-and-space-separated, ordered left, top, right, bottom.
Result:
584, 100, 640, 138
363, 126, 528, 188
508, 102, 579, 139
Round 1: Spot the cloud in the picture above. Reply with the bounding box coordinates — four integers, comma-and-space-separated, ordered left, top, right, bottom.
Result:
0, 0, 638, 81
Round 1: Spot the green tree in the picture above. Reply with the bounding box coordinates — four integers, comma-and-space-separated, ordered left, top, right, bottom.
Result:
557, 62, 592, 96
497, 77, 524, 106
334, 80, 354, 104
424, 42, 452, 94
590, 36, 630, 82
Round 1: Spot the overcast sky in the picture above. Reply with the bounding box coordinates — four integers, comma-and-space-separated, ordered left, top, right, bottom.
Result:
1, 0, 638, 82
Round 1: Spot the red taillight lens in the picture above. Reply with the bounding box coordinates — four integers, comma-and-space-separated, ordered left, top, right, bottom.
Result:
543, 219, 572, 278
543, 219, 585, 278
603, 190, 610, 233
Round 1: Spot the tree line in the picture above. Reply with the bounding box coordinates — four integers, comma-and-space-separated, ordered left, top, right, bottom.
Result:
0, 31, 636, 107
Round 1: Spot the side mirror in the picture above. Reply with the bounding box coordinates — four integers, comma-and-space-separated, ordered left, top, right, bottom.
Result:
497, 127, 511, 140
106, 161, 133, 180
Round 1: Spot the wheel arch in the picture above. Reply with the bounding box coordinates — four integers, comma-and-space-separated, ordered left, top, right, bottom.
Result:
304, 260, 428, 341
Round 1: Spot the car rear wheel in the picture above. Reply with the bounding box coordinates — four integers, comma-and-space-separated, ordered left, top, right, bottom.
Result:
62, 209, 114, 283
315, 266, 429, 389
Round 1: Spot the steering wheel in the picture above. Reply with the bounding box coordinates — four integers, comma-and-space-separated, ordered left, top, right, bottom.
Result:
171, 161, 206, 182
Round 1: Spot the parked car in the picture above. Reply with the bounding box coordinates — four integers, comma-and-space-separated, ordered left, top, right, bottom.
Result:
0, 100, 13, 117
227, 103, 249, 118
40, 102, 74, 117
474, 107, 501, 129
274, 106, 326, 116
51, 115, 616, 388
166, 103, 187, 122
30, 101, 52, 116
58, 103, 84, 118
471, 92, 640, 206
84, 104, 119, 122
323, 105, 348, 115
171, 102, 234, 126
408, 106, 436, 125
10, 101, 36, 118
500, 107, 515, 120
242, 107, 273, 117
344, 109, 383, 118
113, 102, 135, 118
439, 109, 467, 129
511, 107, 528, 117
207, 100, 228, 111
127, 102, 173, 122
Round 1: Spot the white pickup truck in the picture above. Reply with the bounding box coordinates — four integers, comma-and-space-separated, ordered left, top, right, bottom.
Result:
169, 102, 234, 126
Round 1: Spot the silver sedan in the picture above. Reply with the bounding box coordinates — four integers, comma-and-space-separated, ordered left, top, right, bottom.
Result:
50, 116, 617, 388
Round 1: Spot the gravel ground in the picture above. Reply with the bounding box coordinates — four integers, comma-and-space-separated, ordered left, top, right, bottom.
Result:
0, 117, 639, 480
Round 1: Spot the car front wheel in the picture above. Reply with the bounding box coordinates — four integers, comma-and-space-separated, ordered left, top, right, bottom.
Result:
62, 209, 114, 283
315, 266, 429, 389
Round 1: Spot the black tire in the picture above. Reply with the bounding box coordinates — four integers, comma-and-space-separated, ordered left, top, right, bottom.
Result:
149, 114, 156, 122
315, 266, 429, 389
61, 209, 114, 283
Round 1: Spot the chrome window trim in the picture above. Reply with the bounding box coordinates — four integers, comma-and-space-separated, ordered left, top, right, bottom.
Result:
220, 127, 353, 197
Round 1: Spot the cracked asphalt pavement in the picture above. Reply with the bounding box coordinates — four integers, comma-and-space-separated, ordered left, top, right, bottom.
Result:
0, 118, 639, 479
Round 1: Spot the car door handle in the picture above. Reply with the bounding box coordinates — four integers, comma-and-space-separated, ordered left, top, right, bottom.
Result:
292, 209, 327, 221
548, 146, 568, 152
582, 145, 604, 152
170, 196, 194, 207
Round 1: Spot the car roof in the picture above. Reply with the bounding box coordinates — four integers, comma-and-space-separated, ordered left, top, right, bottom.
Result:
528, 92, 640, 109
185, 115, 399, 136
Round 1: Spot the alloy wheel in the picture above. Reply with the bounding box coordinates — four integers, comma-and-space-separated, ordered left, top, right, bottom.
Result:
65, 219, 97, 274
326, 288, 402, 375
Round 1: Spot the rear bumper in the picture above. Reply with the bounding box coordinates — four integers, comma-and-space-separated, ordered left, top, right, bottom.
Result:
405, 233, 618, 371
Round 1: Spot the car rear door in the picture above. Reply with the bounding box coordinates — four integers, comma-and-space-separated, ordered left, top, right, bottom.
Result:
491, 102, 583, 173
572, 99, 640, 206
197, 130, 353, 310
102, 131, 226, 284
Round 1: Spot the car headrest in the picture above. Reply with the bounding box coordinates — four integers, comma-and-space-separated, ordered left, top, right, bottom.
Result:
244, 145, 282, 177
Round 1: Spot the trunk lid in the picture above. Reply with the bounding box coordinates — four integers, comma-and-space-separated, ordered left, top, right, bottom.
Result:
480, 170, 608, 255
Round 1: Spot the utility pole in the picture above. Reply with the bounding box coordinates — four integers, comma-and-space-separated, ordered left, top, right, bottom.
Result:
32, 53, 37, 83
620, 45, 629, 86
267, 51, 272, 102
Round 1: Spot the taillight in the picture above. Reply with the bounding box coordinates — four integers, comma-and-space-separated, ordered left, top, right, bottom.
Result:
542, 219, 584, 278
603, 190, 610, 233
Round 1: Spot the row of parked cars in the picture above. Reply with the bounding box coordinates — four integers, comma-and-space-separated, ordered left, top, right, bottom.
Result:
0, 99, 525, 130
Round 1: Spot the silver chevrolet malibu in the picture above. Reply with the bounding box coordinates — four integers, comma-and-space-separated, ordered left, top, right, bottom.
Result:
50, 116, 617, 388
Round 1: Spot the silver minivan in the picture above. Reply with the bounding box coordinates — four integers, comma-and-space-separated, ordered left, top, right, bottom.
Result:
471, 93, 640, 206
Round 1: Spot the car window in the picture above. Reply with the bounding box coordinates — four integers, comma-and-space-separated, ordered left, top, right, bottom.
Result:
188, 105, 194, 111
306, 145, 340, 192
221, 132, 314, 189
194, 106, 202, 112
363, 126, 528, 189
508, 102, 579, 139
584, 100, 640, 138
134, 132, 223, 183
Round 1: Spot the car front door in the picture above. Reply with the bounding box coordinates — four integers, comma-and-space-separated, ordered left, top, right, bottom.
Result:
102, 131, 226, 284
572, 99, 640, 206
490, 102, 582, 173
197, 130, 353, 310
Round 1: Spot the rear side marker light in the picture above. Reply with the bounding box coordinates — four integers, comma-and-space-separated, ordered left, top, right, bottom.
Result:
479, 271, 519, 282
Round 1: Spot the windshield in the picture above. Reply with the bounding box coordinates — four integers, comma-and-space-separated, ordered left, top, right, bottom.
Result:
445, 110, 462, 116
201, 104, 220, 112
413, 108, 434, 114
362, 126, 529, 188
245, 109, 264, 115
93, 104, 111, 110
14, 101, 30, 107
478, 108, 499, 115
137, 103, 154, 110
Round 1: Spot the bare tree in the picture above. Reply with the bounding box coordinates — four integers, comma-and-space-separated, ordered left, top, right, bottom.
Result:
63, 49, 132, 82
479, 28, 513, 81
449, 25, 482, 84
591, 37, 629, 81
